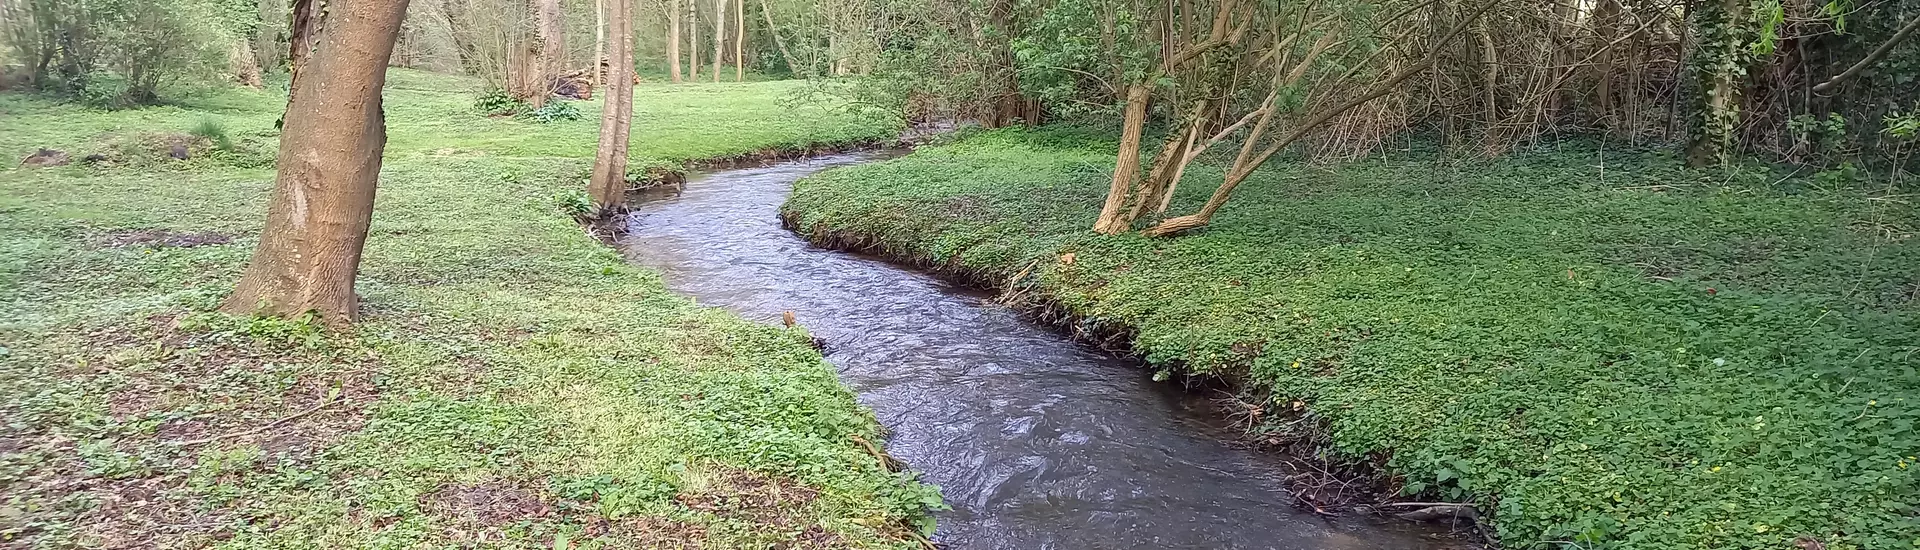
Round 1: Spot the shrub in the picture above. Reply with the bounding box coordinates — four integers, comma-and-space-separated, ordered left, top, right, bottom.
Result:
189, 117, 234, 151
1, 0, 229, 107
475, 88, 528, 116
524, 100, 582, 123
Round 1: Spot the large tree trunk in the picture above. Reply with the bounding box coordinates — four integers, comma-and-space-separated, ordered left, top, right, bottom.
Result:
588, 0, 635, 213
668, 0, 683, 82
1091, 83, 1152, 235
712, 0, 725, 82
223, 0, 411, 327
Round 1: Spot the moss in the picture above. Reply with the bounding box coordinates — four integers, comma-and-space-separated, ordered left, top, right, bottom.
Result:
782, 127, 1920, 549
0, 69, 935, 548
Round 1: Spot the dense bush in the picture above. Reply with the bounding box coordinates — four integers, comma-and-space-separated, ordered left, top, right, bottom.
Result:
473, 88, 529, 116
524, 99, 582, 123
1, 0, 230, 107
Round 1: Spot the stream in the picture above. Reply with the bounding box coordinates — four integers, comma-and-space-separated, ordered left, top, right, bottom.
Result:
616, 154, 1460, 549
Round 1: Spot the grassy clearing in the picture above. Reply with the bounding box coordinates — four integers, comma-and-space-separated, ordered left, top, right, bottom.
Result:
783, 128, 1920, 549
0, 70, 939, 548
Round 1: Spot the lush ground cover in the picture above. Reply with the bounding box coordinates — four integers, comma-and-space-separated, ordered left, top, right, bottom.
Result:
783, 128, 1920, 549
0, 70, 940, 548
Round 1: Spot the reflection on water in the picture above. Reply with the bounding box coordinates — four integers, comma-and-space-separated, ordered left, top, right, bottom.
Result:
617, 154, 1462, 549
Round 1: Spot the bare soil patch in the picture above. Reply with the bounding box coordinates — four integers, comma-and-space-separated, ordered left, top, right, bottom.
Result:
95, 228, 234, 249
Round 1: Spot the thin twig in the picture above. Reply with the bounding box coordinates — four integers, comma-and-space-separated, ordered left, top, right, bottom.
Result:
171, 395, 342, 447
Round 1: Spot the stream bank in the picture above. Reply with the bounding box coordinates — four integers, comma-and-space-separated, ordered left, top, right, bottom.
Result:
619, 154, 1468, 548
775, 128, 1920, 549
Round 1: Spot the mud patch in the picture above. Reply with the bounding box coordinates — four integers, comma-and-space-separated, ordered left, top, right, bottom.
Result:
95, 228, 233, 249
20, 148, 70, 167
423, 480, 552, 527
598, 516, 710, 549
674, 465, 823, 530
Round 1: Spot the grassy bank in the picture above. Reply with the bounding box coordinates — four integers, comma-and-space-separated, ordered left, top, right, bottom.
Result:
782, 128, 1920, 549
0, 71, 941, 548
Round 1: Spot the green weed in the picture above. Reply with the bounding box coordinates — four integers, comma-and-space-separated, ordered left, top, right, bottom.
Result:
784, 127, 1920, 549
0, 69, 922, 548
188, 116, 235, 151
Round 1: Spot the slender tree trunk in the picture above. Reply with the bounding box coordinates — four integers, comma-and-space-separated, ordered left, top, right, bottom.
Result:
1475, 12, 1499, 149
734, 0, 744, 80
1092, 83, 1152, 235
223, 0, 411, 327
530, 0, 563, 108
1593, 0, 1622, 129
690, 0, 701, 80
711, 0, 724, 82
231, 39, 265, 87
758, 0, 800, 75
509, 1, 537, 101
1686, 0, 1745, 167
256, 0, 284, 72
589, 0, 635, 212
593, 0, 605, 90
669, 0, 683, 82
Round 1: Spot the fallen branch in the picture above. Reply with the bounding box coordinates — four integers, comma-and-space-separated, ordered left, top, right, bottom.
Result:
1378, 501, 1481, 522
171, 393, 342, 447
850, 433, 903, 472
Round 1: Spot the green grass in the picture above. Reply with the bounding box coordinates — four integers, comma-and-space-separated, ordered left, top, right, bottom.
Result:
0, 70, 937, 548
782, 128, 1920, 550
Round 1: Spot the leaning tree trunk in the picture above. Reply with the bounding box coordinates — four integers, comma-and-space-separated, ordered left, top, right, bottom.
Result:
669, 0, 683, 82
758, 0, 801, 76
223, 0, 412, 327
1092, 83, 1153, 235
588, 0, 636, 213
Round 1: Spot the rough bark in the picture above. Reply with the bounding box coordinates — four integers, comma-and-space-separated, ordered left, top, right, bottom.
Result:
669, 0, 683, 82
288, 0, 320, 74
1126, 128, 1193, 223
588, 0, 635, 213
1091, 83, 1152, 235
223, 0, 412, 327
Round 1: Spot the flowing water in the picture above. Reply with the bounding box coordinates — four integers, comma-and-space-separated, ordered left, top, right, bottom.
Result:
617, 154, 1460, 549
